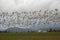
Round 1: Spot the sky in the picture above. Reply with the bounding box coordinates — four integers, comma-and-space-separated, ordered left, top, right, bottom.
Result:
0, 0, 34, 12
0, 0, 60, 30
0, 0, 60, 12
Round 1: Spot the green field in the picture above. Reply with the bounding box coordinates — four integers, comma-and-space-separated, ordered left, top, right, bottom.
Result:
0, 32, 60, 40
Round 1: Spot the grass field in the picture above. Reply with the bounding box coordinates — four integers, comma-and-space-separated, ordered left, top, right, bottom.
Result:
0, 32, 60, 40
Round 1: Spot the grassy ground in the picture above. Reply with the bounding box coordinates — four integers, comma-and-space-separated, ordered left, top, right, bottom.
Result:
0, 32, 60, 40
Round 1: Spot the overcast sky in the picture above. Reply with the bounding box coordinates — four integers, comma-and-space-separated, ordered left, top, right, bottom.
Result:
0, 0, 60, 12
0, 0, 60, 30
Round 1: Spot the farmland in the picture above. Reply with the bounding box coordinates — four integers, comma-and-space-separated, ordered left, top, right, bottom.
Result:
0, 32, 60, 40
